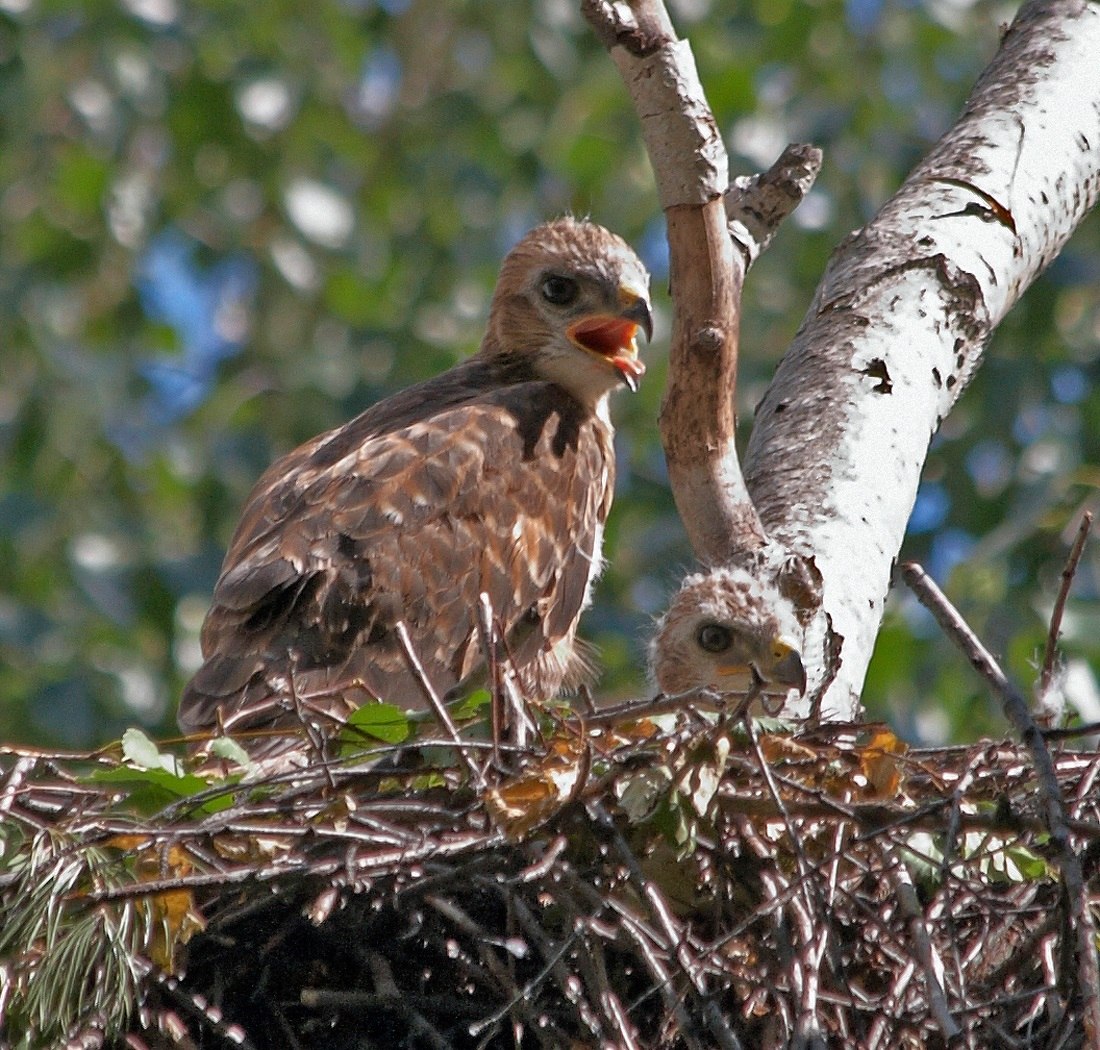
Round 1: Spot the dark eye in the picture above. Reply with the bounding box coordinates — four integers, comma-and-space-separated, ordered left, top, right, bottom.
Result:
696, 623, 733, 654
541, 274, 579, 306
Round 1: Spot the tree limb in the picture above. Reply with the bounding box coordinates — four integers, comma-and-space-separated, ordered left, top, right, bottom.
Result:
1037, 510, 1092, 716
745, 0, 1100, 717
582, 0, 817, 569
726, 143, 823, 269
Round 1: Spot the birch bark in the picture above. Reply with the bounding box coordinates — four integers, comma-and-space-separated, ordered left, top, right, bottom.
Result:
745, 0, 1100, 717
587, 0, 1100, 721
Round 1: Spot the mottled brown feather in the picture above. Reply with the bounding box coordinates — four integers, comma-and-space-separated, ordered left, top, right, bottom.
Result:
179, 218, 650, 756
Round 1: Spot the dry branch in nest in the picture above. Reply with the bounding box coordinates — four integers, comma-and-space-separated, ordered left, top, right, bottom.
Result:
3, 674, 1100, 1049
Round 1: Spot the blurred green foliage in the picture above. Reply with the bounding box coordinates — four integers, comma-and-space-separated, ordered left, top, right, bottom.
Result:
1, 0, 1097, 750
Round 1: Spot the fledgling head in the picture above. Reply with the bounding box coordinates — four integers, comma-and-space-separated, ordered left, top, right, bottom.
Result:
482, 217, 652, 407
650, 566, 807, 706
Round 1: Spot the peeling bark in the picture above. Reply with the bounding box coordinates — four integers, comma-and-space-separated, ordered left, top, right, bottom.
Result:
587, 0, 1100, 722
745, 0, 1100, 717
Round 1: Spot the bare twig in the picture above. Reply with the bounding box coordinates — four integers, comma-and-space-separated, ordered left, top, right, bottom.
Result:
601, 989, 643, 1050
1043, 718, 1100, 740
614, 908, 705, 1050
887, 849, 961, 1041
589, 800, 710, 996
393, 620, 486, 790
474, 592, 537, 752
0, 756, 34, 817
286, 661, 336, 786
701, 999, 746, 1050
1038, 511, 1093, 701
515, 834, 568, 882
474, 591, 503, 766
742, 718, 832, 1043
150, 971, 261, 1050
465, 928, 578, 1039
726, 143, 823, 268
581, 686, 728, 729
902, 561, 1100, 1046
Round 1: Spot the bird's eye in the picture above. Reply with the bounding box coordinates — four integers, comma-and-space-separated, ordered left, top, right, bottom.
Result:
696, 623, 733, 654
541, 274, 579, 306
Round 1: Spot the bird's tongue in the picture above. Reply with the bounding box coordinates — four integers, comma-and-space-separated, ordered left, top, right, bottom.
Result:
568, 317, 646, 391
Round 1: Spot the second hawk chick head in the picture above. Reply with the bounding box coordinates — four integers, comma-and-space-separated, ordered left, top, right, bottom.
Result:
651, 566, 807, 710
483, 217, 653, 407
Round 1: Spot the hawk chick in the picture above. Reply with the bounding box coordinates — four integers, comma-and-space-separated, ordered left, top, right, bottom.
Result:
179, 217, 652, 754
650, 567, 806, 709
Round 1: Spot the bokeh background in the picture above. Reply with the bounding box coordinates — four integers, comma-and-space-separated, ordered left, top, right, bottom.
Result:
2, 0, 1098, 750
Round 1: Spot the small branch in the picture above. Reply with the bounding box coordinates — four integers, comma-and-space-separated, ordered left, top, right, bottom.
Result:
580, 687, 730, 729
589, 800, 709, 996
1043, 718, 1100, 741
601, 990, 643, 1050
516, 835, 568, 882
393, 621, 486, 790
741, 717, 835, 1045
474, 592, 537, 753
610, 907, 704, 1050
466, 929, 578, 1039
887, 849, 961, 1041
151, 969, 262, 1050
1038, 510, 1092, 700
0, 756, 34, 817
287, 661, 337, 785
902, 561, 1100, 1046
475, 592, 504, 767
726, 143, 823, 268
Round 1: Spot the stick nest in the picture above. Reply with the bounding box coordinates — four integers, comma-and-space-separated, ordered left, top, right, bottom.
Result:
2, 701, 1098, 1049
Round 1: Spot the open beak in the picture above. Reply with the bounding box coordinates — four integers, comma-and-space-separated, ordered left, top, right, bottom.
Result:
566, 289, 652, 392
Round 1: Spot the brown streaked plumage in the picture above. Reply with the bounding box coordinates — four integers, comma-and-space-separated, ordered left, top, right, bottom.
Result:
650, 567, 806, 710
179, 218, 652, 755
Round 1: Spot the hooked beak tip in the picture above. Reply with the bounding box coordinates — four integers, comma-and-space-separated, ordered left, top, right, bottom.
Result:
772, 649, 807, 695
627, 297, 654, 344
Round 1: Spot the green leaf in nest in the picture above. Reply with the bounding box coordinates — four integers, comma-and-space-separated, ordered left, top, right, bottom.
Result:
121, 728, 182, 775
84, 730, 236, 815
449, 688, 493, 721
209, 735, 255, 771
1004, 843, 1051, 882
88, 765, 226, 816
340, 702, 410, 749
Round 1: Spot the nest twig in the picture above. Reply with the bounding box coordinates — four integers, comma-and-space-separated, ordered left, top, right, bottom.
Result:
1, 680, 1099, 1050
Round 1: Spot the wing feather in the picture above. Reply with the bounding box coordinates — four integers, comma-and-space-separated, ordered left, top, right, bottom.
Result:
179, 369, 614, 749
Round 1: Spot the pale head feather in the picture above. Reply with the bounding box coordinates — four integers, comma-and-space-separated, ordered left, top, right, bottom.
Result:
480, 217, 651, 409
650, 566, 805, 700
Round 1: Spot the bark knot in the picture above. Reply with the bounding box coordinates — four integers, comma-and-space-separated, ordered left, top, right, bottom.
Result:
691, 325, 724, 353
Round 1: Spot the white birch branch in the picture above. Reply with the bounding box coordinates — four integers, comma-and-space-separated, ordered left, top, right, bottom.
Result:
744, 0, 1100, 718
